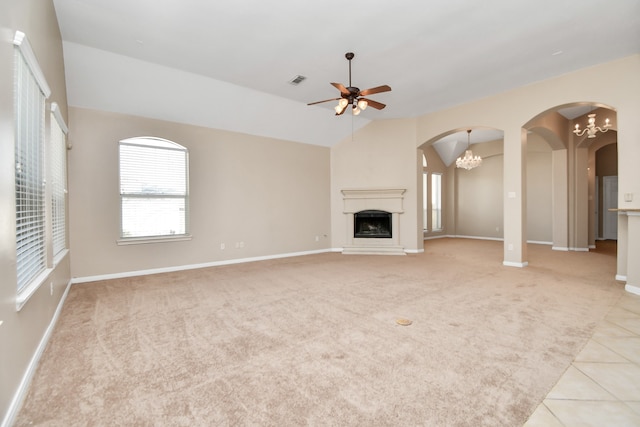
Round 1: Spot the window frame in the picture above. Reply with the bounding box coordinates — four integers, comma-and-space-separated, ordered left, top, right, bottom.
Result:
117, 136, 191, 245
422, 154, 428, 231
14, 31, 54, 309
50, 103, 68, 261
431, 172, 443, 231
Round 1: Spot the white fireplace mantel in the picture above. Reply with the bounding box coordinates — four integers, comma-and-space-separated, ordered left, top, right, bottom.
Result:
341, 188, 406, 255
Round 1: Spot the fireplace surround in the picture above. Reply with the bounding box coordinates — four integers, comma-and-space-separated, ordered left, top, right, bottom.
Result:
341, 188, 406, 255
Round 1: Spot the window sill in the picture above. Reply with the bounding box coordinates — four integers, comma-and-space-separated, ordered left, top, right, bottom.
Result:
117, 234, 192, 246
53, 248, 70, 266
16, 249, 70, 311
16, 268, 52, 311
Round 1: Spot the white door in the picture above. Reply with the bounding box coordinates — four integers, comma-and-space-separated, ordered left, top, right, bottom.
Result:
603, 176, 618, 240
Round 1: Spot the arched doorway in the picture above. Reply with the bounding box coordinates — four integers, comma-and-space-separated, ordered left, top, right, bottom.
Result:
525, 103, 618, 253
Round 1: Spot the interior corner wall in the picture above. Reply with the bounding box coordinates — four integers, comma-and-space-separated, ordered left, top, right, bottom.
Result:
455, 153, 504, 239
67, 107, 331, 279
0, 1, 71, 425
330, 118, 419, 252
526, 136, 553, 243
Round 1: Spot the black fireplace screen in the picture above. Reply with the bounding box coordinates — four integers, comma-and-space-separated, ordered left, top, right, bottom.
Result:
354, 210, 392, 238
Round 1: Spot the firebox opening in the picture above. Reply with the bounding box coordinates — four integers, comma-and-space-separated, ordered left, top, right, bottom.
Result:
354, 210, 392, 238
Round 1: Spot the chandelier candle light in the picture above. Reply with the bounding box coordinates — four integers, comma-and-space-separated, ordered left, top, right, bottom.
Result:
573, 113, 611, 138
456, 129, 482, 170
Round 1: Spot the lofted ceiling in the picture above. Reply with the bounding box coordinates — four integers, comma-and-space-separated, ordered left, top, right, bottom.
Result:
52, 0, 640, 148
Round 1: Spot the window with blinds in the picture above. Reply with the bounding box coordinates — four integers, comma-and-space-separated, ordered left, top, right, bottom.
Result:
119, 137, 189, 240
14, 31, 51, 293
51, 103, 68, 257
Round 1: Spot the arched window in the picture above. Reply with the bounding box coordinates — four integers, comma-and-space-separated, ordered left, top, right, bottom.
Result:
118, 137, 189, 242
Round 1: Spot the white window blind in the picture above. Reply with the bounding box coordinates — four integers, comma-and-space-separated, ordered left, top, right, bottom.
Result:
119, 137, 188, 239
14, 31, 50, 292
422, 154, 428, 231
431, 173, 442, 231
50, 103, 68, 256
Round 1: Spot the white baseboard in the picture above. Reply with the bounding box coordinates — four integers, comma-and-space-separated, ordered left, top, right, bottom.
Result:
455, 235, 504, 241
423, 234, 453, 241
72, 249, 334, 284
405, 248, 425, 254
503, 261, 529, 268
625, 284, 640, 296
552, 246, 570, 251
1, 279, 73, 427
616, 274, 627, 282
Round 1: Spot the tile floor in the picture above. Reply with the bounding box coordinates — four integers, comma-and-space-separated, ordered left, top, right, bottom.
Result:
524, 290, 640, 427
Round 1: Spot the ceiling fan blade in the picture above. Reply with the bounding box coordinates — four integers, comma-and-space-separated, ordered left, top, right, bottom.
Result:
359, 85, 391, 96
331, 82, 351, 95
361, 98, 386, 110
335, 103, 348, 116
307, 98, 340, 106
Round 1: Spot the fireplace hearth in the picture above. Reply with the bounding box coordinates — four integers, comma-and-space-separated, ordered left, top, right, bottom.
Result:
354, 210, 392, 238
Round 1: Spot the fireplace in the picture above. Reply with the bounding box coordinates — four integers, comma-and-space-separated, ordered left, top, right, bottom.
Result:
341, 188, 406, 255
354, 210, 392, 238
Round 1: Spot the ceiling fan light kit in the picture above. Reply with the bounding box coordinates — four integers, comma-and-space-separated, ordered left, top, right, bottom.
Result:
308, 52, 391, 116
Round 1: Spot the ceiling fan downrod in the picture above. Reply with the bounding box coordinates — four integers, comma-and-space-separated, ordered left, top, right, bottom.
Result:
346, 52, 354, 88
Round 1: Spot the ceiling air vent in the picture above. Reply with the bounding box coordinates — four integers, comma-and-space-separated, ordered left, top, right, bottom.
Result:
288, 75, 306, 85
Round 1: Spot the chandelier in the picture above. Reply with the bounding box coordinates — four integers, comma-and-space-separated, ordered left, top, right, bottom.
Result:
456, 129, 482, 170
573, 113, 611, 138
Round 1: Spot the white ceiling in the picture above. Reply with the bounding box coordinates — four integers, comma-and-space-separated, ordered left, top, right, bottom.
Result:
52, 0, 640, 148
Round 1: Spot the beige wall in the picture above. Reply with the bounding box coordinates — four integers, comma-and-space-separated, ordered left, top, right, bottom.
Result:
526, 137, 553, 243
0, 1, 70, 424
330, 118, 420, 252
456, 153, 504, 238
430, 136, 552, 243
68, 108, 331, 279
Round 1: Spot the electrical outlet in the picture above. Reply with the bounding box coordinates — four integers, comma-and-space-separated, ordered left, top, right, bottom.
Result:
239, 241, 244, 248
220, 243, 225, 250
508, 244, 514, 251
315, 235, 319, 241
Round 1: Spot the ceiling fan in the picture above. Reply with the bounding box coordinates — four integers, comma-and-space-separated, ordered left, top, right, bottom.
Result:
307, 52, 391, 116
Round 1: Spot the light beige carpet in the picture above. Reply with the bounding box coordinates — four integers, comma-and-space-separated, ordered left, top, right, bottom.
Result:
16, 238, 623, 426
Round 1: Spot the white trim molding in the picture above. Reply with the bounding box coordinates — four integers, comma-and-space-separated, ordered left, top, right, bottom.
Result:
72, 248, 333, 284
625, 284, 640, 296
13, 31, 51, 98
2, 279, 72, 427
503, 261, 529, 268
